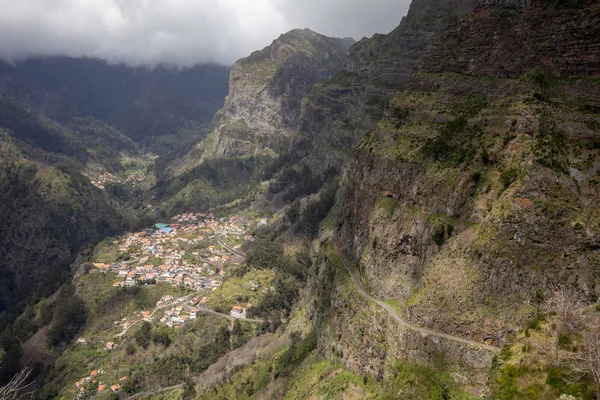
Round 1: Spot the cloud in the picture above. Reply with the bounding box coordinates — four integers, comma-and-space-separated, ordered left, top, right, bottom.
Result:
0, 0, 409, 67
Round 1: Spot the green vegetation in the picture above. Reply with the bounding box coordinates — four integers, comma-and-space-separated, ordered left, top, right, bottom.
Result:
499, 167, 520, 190
247, 240, 312, 329
376, 196, 398, 218
295, 179, 339, 239
48, 285, 87, 346
421, 95, 488, 166
198, 332, 476, 400
546, 368, 593, 399
135, 321, 152, 348
532, 114, 568, 173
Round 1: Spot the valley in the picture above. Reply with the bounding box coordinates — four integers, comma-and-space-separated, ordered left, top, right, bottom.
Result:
30, 212, 272, 399
1, 0, 600, 399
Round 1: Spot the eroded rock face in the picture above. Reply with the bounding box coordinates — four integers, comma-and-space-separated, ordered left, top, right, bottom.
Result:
422, 1, 600, 78
294, 0, 478, 172
309, 0, 600, 390
156, 30, 355, 212
208, 29, 355, 159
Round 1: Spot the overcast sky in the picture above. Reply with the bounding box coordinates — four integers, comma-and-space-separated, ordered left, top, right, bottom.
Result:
0, 0, 410, 67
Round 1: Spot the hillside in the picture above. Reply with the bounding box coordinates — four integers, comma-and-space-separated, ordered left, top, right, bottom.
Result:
0, 58, 230, 153
2, 0, 600, 398
0, 57, 231, 314
0, 127, 133, 311
154, 0, 480, 217
152, 29, 355, 214
0, 58, 229, 384
311, 0, 600, 396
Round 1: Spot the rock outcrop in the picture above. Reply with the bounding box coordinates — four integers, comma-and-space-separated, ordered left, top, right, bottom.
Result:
184, 29, 354, 162
423, 0, 600, 78
292, 0, 477, 172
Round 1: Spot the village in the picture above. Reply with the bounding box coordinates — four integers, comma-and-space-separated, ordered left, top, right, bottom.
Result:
88, 171, 147, 190
91, 212, 253, 291
71, 212, 262, 397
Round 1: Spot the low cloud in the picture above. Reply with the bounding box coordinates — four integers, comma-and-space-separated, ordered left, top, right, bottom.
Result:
0, 0, 409, 67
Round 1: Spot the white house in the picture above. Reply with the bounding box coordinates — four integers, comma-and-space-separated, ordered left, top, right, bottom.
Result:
230, 306, 246, 319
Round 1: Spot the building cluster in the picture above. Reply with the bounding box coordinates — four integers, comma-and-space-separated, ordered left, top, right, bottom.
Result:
89, 172, 120, 190
92, 213, 252, 290
74, 369, 127, 397
156, 296, 202, 328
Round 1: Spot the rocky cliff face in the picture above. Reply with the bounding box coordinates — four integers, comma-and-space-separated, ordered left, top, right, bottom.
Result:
308, 0, 600, 393
211, 29, 354, 158
157, 0, 483, 213
423, 0, 600, 78
183, 29, 354, 162
155, 29, 354, 213
291, 0, 477, 172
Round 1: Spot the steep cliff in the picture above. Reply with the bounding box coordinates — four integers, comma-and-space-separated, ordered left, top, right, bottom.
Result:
154, 29, 354, 213
290, 0, 477, 172
156, 0, 482, 215
309, 0, 600, 394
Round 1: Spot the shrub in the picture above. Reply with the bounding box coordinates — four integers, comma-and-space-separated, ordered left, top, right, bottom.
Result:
431, 223, 454, 246
47, 285, 87, 346
134, 321, 152, 349
499, 168, 519, 190
296, 179, 338, 239
558, 333, 572, 350
152, 327, 172, 347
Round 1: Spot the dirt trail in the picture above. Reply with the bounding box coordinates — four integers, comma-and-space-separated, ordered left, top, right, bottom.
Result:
341, 255, 500, 353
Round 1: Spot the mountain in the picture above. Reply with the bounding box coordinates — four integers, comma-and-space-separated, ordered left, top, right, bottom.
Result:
0, 58, 230, 323
0, 58, 230, 153
153, 29, 355, 214
154, 0, 599, 397
2, 0, 600, 397
290, 0, 477, 172
0, 128, 132, 318
308, 0, 600, 395
155, 0, 479, 216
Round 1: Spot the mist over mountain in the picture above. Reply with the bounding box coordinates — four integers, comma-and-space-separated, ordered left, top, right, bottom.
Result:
0, 57, 230, 153
0, 0, 409, 66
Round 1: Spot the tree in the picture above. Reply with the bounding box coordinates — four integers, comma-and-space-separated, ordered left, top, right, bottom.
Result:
152, 327, 171, 347
548, 286, 584, 365
0, 366, 33, 400
47, 285, 87, 346
532, 288, 546, 315
135, 322, 152, 349
246, 239, 284, 270
568, 317, 600, 398
181, 376, 196, 400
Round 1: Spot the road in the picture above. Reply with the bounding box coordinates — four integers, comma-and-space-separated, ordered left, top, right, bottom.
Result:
341, 255, 500, 353
213, 231, 245, 257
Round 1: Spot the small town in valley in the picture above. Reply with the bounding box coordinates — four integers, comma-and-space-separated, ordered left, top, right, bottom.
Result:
69, 212, 271, 398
